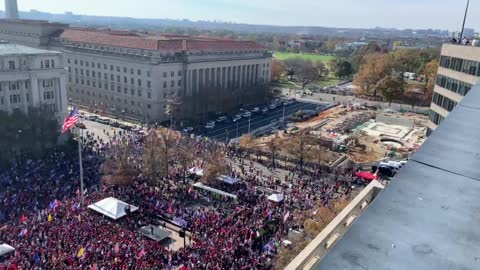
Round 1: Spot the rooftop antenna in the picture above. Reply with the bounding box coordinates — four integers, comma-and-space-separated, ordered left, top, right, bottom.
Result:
460, 0, 470, 39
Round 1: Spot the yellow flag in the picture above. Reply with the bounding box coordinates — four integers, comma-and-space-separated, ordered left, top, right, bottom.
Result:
77, 247, 85, 258
47, 214, 53, 222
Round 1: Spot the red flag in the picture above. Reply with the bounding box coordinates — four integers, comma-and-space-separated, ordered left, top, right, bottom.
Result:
168, 205, 173, 214
137, 248, 146, 259
19, 214, 26, 223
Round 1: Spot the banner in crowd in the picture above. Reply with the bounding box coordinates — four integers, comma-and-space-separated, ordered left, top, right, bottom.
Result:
173, 217, 188, 228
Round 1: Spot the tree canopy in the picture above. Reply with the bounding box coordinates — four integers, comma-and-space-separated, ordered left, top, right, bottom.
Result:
0, 108, 61, 168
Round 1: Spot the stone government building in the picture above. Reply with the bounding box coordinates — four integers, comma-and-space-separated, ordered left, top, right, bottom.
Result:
0, 19, 273, 122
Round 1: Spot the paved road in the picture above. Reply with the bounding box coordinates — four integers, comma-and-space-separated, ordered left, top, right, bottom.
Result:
198, 101, 330, 141
282, 89, 430, 113
81, 119, 122, 142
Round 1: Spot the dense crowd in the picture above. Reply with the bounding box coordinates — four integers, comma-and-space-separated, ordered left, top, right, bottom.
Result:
0, 129, 361, 269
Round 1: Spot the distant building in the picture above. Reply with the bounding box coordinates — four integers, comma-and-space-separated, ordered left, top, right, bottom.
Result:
0, 41, 67, 117
4, 0, 19, 19
427, 43, 480, 134
0, 19, 272, 122
334, 42, 367, 52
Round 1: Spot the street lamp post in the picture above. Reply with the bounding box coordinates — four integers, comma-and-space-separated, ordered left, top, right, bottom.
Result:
282, 103, 286, 127
248, 115, 251, 134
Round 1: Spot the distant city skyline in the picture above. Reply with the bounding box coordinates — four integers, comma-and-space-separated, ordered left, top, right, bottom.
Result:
1, 0, 478, 31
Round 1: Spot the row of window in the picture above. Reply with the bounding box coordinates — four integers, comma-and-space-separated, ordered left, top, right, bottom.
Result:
75, 97, 153, 113
432, 92, 457, 112
435, 74, 472, 96
67, 59, 153, 77
439, 55, 480, 77
0, 81, 25, 91
40, 59, 55, 69
69, 69, 152, 87
429, 110, 445, 126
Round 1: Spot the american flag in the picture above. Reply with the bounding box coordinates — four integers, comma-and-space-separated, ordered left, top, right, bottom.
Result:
62, 107, 79, 133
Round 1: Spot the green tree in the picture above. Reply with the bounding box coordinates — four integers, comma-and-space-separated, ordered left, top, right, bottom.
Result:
335, 60, 354, 78
0, 108, 60, 168
376, 75, 404, 106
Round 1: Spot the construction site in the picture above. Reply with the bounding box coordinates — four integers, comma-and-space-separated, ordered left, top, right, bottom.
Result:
239, 102, 428, 174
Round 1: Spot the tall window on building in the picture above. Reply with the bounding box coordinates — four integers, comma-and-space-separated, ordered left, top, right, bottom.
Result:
8, 61, 15, 69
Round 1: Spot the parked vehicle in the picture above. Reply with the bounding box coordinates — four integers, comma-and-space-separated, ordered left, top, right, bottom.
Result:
97, 118, 111, 125
242, 111, 252, 118
216, 116, 227, 123
182, 127, 194, 133
76, 123, 87, 129
205, 123, 215, 129
86, 115, 97, 121
110, 121, 120, 127
268, 104, 277, 110
233, 116, 242, 122
262, 108, 269, 114
119, 124, 132, 131
250, 107, 260, 113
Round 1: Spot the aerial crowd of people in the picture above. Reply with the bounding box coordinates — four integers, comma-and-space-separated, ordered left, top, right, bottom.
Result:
0, 127, 363, 270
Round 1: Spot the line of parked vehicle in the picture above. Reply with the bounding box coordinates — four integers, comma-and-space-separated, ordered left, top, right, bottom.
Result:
199, 99, 296, 131
79, 114, 142, 132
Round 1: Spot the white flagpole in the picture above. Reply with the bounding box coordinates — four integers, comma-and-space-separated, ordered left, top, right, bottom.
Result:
78, 126, 84, 205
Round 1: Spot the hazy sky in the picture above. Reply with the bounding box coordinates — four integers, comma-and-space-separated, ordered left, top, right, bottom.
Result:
2, 0, 478, 31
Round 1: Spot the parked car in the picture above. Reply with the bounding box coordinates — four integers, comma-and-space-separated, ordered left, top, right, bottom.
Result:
262, 108, 269, 114
242, 111, 252, 118
182, 127, 194, 133
97, 118, 111, 125
233, 116, 242, 122
76, 123, 87, 129
268, 104, 277, 110
119, 124, 132, 131
207, 121, 216, 126
86, 115, 97, 121
250, 107, 260, 113
216, 116, 227, 123
110, 121, 120, 127
205, 123, 215, 129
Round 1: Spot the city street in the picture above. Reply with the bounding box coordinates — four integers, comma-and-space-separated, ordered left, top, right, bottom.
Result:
198, 101, 331, 141
282, 88, 430, 113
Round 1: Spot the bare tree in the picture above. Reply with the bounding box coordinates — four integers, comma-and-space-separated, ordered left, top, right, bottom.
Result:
101, 138, 139, 186
265, 135, 282, 169
287, 130, 314, 175
157, 128, 179, 177
141, 131, 164, 186
202, 143, 228, 185
175, 136, 195, 183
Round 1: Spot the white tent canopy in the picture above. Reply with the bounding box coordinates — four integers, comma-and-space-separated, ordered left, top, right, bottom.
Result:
0, 243, 15, 257
268, 194, 285, 203
193, 182, 238, 200
188, 167, 204, 176
88, 197, 138, 220
217, 175, 240, 185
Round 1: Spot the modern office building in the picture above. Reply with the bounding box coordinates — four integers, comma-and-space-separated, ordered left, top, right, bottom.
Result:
427, 43, 480, 134
4, 0, 19, 19
0, 41, 67, 117
0, 20, 273, 122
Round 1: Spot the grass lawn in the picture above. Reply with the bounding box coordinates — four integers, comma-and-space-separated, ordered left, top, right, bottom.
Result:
273, 52, 335, 63
315, 75, 342, 87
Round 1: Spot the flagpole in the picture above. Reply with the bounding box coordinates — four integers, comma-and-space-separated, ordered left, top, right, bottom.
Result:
78, 126, 84, 205
460, 0, 470, 39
